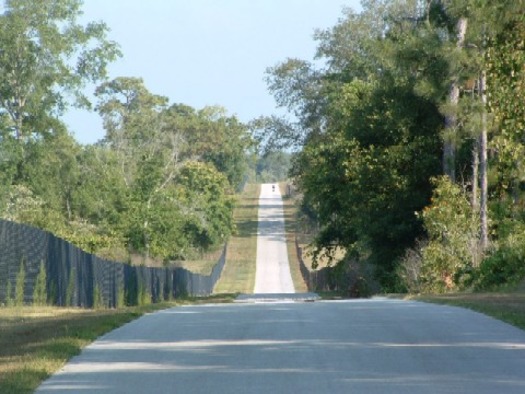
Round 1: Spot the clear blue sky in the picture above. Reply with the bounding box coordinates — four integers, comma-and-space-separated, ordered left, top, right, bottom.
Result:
65, 0, 362, 144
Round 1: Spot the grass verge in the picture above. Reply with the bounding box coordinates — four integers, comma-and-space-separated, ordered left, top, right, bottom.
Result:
214, 184, 259, 294
0, 295, 235, 394
408, 290, 525, 331
280, 183, 308, 292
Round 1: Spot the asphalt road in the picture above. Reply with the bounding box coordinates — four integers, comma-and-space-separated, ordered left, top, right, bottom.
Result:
35, 183, 525, 392
253, 183, 295, 294
37, 298, 525, 393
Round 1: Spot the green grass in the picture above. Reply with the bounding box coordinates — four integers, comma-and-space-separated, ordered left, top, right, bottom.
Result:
410, 290, 525, 331
214, 184, 259, 294
0, 295, 236, 394
0, 304, 165, 393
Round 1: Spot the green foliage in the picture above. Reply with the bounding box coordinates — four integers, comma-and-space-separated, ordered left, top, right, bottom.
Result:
66, 269, 76, 307
137, 281, 151, 306
418, 177, 479, 292
474, 220, 525, 290
5, 279, 14, 307
117, 285, 125, 308
292, 80, 442, 288
174, 161, 235, 253
0, 0, 121, 141
32, 260, 47, 306
256, 151, 292, 183
93, 285, 104, 309
15, 259, 26, 306
262, 0, 525, 293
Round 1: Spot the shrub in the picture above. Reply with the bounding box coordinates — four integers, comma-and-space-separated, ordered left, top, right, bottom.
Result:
397, 240, 426, 293
418, 177, 479, 293
33, 260, 47, 306
66, 269, 76, 307
93, 285, 104, 309
117, 285, 125, 308
5, 280, 13, 307
474, 220, 525, 290
15, 259, 26, 306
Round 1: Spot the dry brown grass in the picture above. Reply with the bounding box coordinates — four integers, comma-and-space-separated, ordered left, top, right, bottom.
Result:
214, 184, 259, 294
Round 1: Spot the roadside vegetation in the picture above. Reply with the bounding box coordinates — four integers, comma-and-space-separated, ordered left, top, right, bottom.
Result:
0, 295, 235, 394
0, 1, 251, 270
412, 287, 525, 331
280, 182, 308, 292
254, 1, 525, 299
2, 3, 525, 392
214, 184, 260, 294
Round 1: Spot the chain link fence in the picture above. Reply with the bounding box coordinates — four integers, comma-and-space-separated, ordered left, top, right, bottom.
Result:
0, 220, 226, 308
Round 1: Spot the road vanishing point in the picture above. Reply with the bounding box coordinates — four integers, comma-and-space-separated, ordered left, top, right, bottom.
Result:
37, 184, 525, 393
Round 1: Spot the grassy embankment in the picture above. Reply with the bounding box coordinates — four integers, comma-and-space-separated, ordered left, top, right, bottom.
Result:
0, 296, 234, 394
411, 287, 525, 331
214, 183, 260, 293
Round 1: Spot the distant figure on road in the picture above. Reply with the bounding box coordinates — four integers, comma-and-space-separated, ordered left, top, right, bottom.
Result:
272, 184, 275, 192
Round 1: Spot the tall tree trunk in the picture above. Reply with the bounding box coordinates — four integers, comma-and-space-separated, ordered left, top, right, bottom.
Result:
479, 69, 489, 251
443, 17, 468, 182
471, 138, 479, 212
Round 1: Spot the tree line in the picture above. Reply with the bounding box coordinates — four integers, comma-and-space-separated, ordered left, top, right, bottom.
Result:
258, 0, 525, 292
0, 0, 257, 265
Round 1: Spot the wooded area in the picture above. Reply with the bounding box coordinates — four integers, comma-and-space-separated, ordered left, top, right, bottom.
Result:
0, 0, 261, 267
259, 0, 525, 293
1, 0, 524, 296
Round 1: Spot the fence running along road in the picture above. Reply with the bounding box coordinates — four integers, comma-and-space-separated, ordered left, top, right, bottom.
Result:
0, 220, 226, 307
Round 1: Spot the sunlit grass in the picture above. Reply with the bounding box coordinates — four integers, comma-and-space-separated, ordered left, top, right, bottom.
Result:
214, 184, 259, 294
0, 295, 236, 394
0, 304, 156, 393
411, 290, 525, 331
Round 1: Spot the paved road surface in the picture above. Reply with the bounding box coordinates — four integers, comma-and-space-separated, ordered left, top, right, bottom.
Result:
37, 298, 525, 393
36, 183, 525, 393
253, 183, 294, 294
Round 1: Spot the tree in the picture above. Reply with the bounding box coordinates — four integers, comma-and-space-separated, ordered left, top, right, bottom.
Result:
0, 0, 121, 141
0, 0, 121, 242
96, 77, 182, 261
264, 0, 446, 288
165, 104, 252, 190
174, 161, 235, 252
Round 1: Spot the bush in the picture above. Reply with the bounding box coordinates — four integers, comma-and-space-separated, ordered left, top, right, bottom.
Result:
397, 240, 426, 293
15, 259, 26, 306
418, 177, 479, 293
474, 222, 525, 290
93, 285, 104, 309
5, 280, 13, 307
32, 260, 47, 306
66, 269, 76, 307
